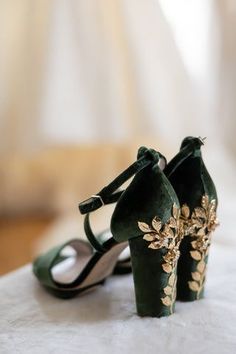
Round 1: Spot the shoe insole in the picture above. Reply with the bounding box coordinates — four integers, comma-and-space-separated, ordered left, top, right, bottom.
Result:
51, 236, 128, 289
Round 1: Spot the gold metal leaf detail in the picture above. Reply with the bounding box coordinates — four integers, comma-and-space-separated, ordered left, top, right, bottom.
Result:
138, 202, 183, 273
137, 194, 218, 305
194, 207, 206, 219
188, 281, 200, 292
138, 222, 152, 233
148, 243, 159, 250
191, 240, 198, 248
172, 203, 179, 219
162, 263, 172, 273
152, 217, 162, 232
197, 228, 206, 237
191, 272, 201, 281
143, 234, 156, 242
172, 287, 177, 303
190, 250, 202, 261
197, 261, 205, 273
161, 269, 177, 312
164, 286, 172, 296
161, 296, 172, 307
161, 226, 172, 239
181, 204, 190, 219
169, 217, 177, 229
137, 203, 183, 312
168, 273, 176, 286
202, 195, 209, 209
179, 194, 219, 298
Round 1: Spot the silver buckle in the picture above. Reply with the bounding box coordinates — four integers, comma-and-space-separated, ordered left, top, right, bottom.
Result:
198, 136, 206, 145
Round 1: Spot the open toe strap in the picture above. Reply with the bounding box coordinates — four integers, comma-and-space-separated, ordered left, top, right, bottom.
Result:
33, 239, 92, 288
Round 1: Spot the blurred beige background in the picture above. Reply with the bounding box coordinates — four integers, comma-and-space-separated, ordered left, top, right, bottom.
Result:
0, 0, 235, 275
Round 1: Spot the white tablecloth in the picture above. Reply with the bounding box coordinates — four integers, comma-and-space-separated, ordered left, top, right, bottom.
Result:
0, 242, 236, 354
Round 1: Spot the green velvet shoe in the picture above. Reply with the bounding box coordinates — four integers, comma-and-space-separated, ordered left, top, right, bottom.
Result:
33, 147, 162, 299
33, 138, 218, 315
111, 147, 182, 318
165, 136, 219, 301
109, 137, 219, 302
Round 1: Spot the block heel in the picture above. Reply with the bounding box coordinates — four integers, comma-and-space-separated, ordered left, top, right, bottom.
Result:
176, 194, 218, 301
129, 236, 177, 317
165, 137, 219, 301
111, 151, 182, 317
177, 236, 207, 301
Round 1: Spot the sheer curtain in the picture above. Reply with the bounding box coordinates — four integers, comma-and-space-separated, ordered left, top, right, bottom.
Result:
0, 0, 228, 152
0, 0, 236, 244
217, 0, 236, 156
0, 0, 50, 155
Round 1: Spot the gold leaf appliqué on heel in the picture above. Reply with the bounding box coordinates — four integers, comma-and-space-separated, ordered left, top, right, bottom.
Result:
138, 204, 184, 313
180, 195, 219, 299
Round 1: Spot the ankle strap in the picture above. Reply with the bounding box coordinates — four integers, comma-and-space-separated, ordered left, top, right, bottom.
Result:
79, 146, 163, 252
79, 147, 162, 214
164, 136, 205, 178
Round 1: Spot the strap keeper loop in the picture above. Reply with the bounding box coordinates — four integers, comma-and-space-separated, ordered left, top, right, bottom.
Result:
91, 194, 105, 207
79, 194, 104, 214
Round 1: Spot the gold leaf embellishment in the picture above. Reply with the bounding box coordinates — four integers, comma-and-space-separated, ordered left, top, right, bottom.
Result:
161, 271, 177, 313
138, 204, 183, 273
179, 195, 219, 299
138, 203, 183, 312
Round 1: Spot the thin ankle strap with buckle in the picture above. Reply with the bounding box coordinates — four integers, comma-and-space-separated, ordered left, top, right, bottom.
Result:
79, 147, 163, 214
78, 147, 164, 252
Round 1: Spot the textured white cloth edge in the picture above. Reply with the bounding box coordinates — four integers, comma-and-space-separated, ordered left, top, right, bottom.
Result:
0, 242, 236, 354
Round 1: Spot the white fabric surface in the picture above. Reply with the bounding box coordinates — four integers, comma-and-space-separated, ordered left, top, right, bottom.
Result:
0, 242, 236, 354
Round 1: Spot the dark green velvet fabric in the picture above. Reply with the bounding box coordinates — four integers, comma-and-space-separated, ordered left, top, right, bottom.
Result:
111, 137, 218, 314
166, 137, 218, 301
111, 163, 179, 242
111, 161, 179, 317
33, 243, 69, 289
129, 237, 176, 317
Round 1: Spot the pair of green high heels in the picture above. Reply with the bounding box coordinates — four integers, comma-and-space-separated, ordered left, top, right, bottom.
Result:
33, 136, 219, 317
